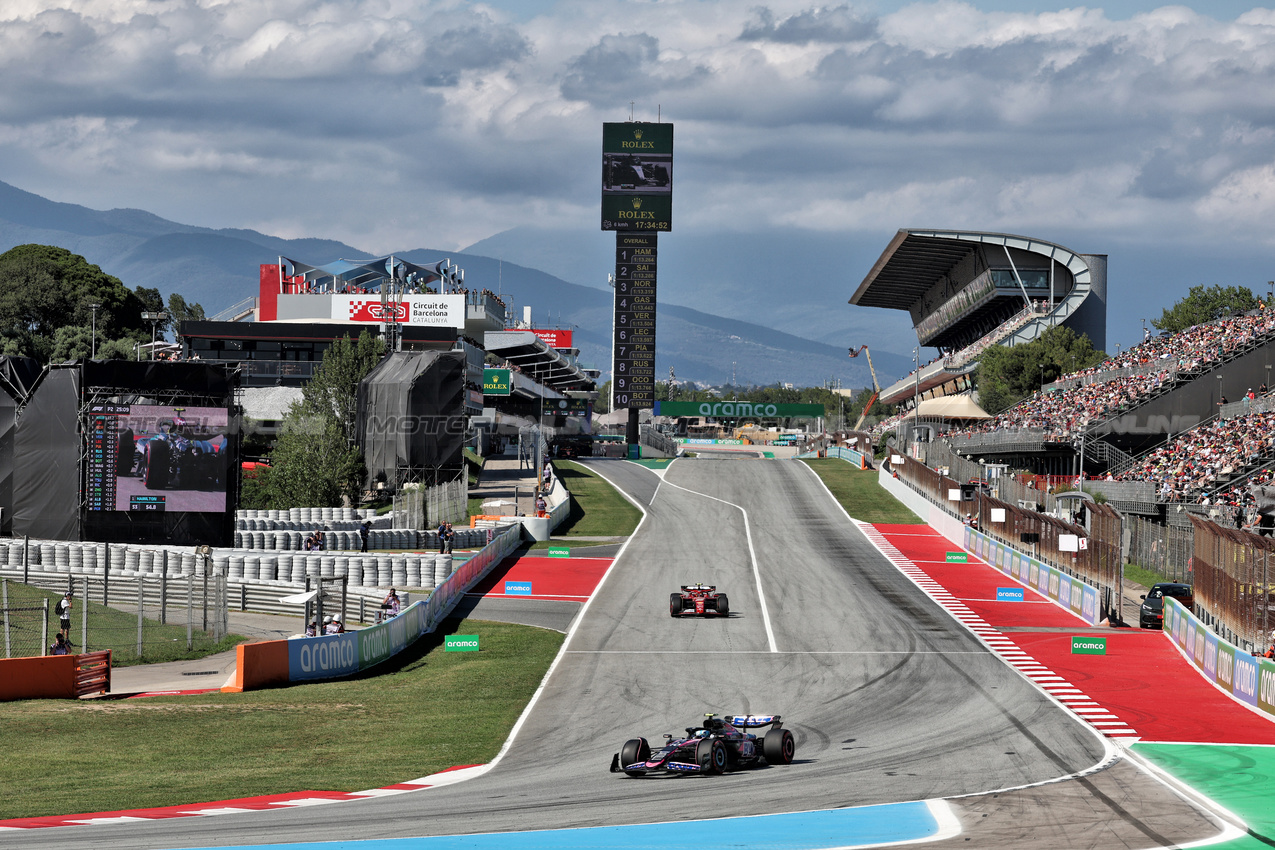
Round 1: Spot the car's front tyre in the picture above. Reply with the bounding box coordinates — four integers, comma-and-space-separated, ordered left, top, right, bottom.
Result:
619, 737, 651, 776
697, 738, 728, 774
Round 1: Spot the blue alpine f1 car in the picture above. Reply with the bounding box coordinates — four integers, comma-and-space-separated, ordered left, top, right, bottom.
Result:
609, 713, 796, 776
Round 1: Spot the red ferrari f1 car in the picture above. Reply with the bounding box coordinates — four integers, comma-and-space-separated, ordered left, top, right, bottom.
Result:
610, 713, 795, 776
670, 584, 729, 617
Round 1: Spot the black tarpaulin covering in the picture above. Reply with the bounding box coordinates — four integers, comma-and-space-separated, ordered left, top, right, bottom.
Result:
0, 391, 15, 536
12, 366, 81, 540
0, 356, 41, 405
81, 359, 235, 396
357, 351, 466, 486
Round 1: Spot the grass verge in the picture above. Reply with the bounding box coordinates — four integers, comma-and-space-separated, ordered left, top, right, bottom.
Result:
800, 458, 924, 525
3, 582, 245, 667
0, 617, 562, 820
551, 461, 642, 537
1123, 564, 1170, 590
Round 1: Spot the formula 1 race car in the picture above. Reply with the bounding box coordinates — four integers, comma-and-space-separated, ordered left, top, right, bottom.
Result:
118, 415, 227, 491
610, 714, 795, 776
670, 584, 729, 617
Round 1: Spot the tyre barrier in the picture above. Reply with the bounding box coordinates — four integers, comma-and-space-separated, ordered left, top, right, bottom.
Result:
0, 538, 456, 591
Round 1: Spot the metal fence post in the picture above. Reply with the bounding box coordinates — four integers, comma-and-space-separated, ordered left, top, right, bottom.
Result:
22, 535, 29, 584
102, 551, 110, 607
187, 573, 194, 651
160, 558, 168, 625
42, 597, 49, 657
80, 575, 88, 650
137, 574, 144, 659
2, 578, 10, 658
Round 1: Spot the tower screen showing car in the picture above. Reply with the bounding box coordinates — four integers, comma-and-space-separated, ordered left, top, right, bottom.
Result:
86, 404, 230, 514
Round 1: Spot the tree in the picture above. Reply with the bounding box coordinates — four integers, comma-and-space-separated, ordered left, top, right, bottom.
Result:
975, 325, 1105, 415
1152, 284, 1259, 335
297, 331, 385, 441
167, 292, 206, 325
254, 331, 386, 508
262, 414, 365, 508
0, 245, 152, 362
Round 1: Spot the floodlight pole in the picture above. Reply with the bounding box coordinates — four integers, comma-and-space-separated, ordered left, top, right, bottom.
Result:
89, 303, 100, 359
141, 311, 168, 360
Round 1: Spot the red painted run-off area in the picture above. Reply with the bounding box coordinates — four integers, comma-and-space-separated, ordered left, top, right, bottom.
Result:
467, 555, 612, 601
873, 524, 1275, 745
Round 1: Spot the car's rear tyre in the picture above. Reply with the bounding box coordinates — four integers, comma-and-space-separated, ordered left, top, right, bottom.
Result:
117, 429, 135, 476
763, 728, 795, 765
697, 738, 728, 774
670, 593, 683, 617
620, 737, 651, 775
145, 440, 170, 489
714, 593, 729, 615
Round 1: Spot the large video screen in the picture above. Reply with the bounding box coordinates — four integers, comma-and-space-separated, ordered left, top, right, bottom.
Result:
86, 404, 231, 514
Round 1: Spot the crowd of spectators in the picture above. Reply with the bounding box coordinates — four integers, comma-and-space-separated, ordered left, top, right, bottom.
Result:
1056, 309, 1275, 384
949, 370, 1172, 440
1111, 407, 1275, 502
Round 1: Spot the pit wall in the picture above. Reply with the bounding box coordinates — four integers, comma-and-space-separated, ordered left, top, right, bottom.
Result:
879, 462, 1101, 625
223, 524, 523, 692
1163, 598, 1275, 720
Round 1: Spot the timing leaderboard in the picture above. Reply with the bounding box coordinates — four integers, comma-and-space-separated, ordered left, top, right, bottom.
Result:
612, 232, 657, 409
85, 403, 128, 511
85, 403, 166, 513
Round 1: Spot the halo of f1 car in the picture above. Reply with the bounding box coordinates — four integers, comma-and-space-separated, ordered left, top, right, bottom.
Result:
610, 713, 796, 776
670, 584, 729, 617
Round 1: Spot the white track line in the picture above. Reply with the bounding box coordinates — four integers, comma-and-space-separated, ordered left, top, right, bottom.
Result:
656, 474, 779, 653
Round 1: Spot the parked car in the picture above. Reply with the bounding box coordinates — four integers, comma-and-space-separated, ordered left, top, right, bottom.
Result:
1139, 582, 1194, 629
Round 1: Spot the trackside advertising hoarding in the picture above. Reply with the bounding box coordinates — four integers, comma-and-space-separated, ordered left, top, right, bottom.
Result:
655, 401, 825, 419
278, 526, 523, 686
286, 600, 428, 681
1163, 598, 1275, 717
965, 526, 1100, 625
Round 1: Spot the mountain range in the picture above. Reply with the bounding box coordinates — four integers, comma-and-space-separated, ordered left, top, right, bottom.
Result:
0, 179, 914, 389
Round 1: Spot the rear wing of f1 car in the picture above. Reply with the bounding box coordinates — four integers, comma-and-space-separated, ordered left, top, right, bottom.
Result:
724, 714, 782, 729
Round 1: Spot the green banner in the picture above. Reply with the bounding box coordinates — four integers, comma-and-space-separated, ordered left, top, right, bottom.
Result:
483, 368, 512, 396
945, 552, 968, 563
547, 546, 570, 558
1071, 636, 1107, 655
654, 401, 826, 419
445, 635, 480, 652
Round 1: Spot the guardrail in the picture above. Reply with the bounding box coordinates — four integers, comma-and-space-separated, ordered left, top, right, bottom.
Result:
73, 651, 111, 697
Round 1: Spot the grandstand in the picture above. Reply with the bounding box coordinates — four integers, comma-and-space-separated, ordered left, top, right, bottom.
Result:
851, 229, 1107, 439
946, 309, 1275, 469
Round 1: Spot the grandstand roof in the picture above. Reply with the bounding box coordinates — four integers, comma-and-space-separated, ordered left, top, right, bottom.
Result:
850, 229, 1090, 310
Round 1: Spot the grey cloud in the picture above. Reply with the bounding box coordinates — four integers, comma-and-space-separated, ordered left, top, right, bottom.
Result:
740, 5, 878, 44
560, 33, 708, 104
420, 20, 531, 88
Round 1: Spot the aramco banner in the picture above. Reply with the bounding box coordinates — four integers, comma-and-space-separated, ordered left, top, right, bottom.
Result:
653, 401, 826, 419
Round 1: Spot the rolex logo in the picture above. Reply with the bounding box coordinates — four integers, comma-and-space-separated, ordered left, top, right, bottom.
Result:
634, 129, 643, 140
632, 197, 643, 209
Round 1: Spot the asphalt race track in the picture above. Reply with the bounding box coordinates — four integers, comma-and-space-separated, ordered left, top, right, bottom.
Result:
7, 458, 1227, 849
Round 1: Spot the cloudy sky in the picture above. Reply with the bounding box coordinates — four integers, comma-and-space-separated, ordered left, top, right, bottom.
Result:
3, 0, 1275, 353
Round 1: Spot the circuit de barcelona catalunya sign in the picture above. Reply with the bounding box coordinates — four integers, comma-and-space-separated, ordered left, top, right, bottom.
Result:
653, 401, 826, 419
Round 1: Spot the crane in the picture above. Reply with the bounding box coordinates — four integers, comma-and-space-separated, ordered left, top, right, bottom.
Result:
848, 345, 881, 431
